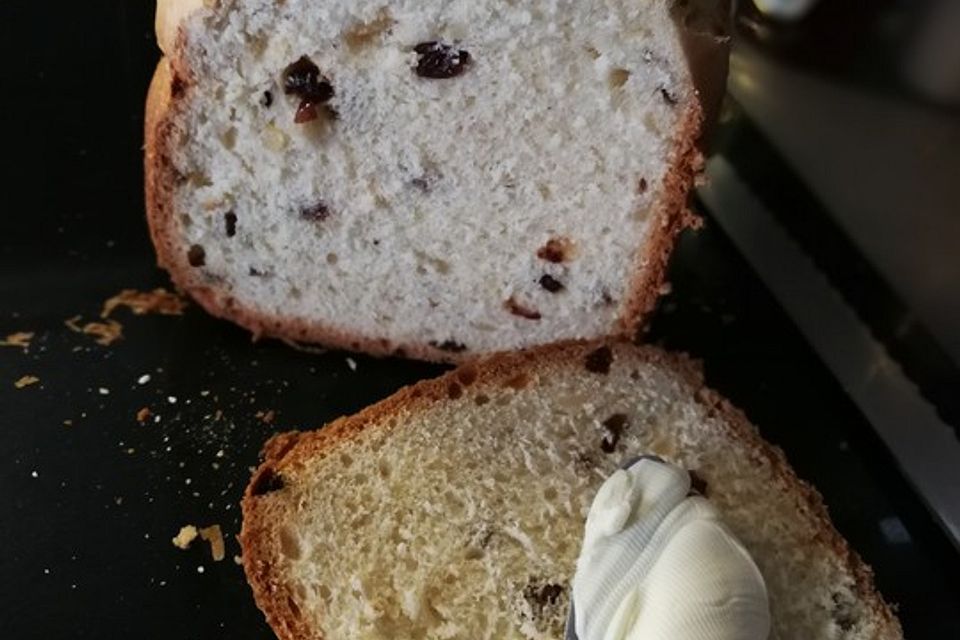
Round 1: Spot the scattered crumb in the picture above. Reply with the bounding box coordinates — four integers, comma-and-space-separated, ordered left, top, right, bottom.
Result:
136, 407, 152, 423
197, 565, 205, 574
31, 470, 39, 478
346, 357, 358, 371
167, 396, 178, 405
137, 374, 151, 385
98, 387, 110, 395
101, 288, 187, 319
0, 331, 34, 350
65, 315, 124, 346
213, 409, 223, 421
15, 375, 40, 389
172, 525, 199, 550
256, 410, 275, 424
233, 555, 243, 566
63, 420, 73, 427
199, 525, 226, 562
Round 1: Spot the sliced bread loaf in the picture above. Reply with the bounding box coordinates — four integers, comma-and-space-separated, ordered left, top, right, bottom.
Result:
240, 340, 902, 640
146, 0, 729, 362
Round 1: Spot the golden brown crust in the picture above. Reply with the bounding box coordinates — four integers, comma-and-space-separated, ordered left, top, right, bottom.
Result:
240, 339, 902, 640
143, 12, 712, 364
619, 105, 705, 338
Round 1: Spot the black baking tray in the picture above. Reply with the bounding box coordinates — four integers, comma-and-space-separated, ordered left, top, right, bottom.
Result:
2, 3, 958, 638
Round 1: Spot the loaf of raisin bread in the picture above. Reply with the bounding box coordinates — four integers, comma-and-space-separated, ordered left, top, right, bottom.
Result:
240, 340, 902, 640
146, 0, 729, 361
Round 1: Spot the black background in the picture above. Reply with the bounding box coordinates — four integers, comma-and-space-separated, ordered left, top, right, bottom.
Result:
1, 2, 958, 638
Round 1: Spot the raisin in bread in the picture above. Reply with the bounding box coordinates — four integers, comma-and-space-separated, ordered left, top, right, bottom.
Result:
240, 341, 902, 640
145, 0, 729, 362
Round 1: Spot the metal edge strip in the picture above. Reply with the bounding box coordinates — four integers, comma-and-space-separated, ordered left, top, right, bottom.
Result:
698, 156, 960, 548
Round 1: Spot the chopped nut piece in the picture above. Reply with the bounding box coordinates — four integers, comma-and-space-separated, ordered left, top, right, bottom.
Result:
343, 9, 395, 51
262, 124, 289, 151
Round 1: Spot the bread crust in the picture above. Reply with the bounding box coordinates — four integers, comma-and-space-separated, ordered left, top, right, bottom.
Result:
144, 5, 711, 363
240, 339, 902, 640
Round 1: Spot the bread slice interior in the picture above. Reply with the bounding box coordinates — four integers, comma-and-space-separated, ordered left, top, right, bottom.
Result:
241, 341, 901, 640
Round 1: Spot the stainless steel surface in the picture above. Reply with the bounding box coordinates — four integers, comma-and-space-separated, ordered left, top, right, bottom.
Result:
728, 43, 960, 364
699, 156, 960, 548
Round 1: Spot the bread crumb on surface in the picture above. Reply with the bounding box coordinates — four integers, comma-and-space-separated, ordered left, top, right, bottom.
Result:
136, 407, 152, 423
101, 288, 187, 319
0, 331, 34, 350
14, 375, 40, 389
172, 525, 199, 550
65, 315, 124, 346
346, 357, 357, 371
256, 410, 275, 424
200, 525, 226, 562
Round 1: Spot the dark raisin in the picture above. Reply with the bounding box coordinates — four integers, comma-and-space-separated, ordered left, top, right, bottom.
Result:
831, 592, 858, 631
261, 90, 274, 108
505, 297, 541, 320
414, 41, 471, 79
429, 340, 468, 353
283, 56, 334, 102
187, 244, 206, 267
294, 101, 319, 123
584, 345, 613, 374
659, 86, 678, 105
600, 413, 628, 453
250, 467, 285, 496
539, 274, 564, 293
478, 528, 494, 549
688, 470, 709, 496
537, 237, 573, 263
575, 451, 597, 473
523, 582, 565, 620
301, 202, 331, 221
249, 267, 268, 277
638, 177, 648, 193
224, 211, 237, 237
171, 74, 186, 98
601, 290, 615, 306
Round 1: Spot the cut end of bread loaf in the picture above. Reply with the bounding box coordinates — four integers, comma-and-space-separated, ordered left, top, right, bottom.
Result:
146, 0, 726, 361
240, 340, 902, 640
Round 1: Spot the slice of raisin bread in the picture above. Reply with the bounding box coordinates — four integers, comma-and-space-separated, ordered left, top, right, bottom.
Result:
240, 340, 902, 640
145, 0, 729, 362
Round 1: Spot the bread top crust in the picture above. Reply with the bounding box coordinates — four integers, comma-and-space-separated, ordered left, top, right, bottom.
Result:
239, 339, 902, 640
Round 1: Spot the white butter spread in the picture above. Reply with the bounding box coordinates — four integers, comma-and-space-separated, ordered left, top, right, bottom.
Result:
572, 458, 771, 640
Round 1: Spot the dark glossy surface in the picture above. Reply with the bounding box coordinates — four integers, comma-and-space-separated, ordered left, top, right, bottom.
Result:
1, 2, 957, 638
